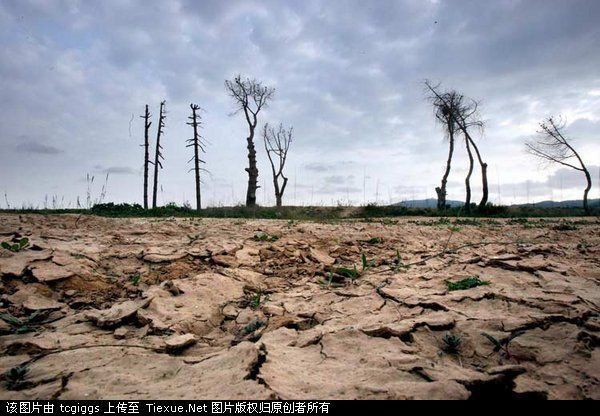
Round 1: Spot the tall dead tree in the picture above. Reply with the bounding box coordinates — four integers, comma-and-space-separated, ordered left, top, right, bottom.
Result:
186, 104, 206, 211
225, 75, 275, 207
526, 116, 592, 213
140, 105, 152, 209
425, 81, 488, 209
152, 100, 166, 209
263, 123, 293, 208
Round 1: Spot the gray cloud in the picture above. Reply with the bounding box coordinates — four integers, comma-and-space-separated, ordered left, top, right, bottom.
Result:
94, 165, 138, 175
15, 140, 63, 155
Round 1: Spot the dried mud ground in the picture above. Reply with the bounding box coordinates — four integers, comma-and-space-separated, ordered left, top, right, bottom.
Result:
0, 214, 599, 400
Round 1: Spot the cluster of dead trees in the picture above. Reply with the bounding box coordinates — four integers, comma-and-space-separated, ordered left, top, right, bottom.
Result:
141, 100, 207, 211
140, 77, 592, 213
140, 75, 293, 210
427, 81, 593, 213
224, 75, 293, 208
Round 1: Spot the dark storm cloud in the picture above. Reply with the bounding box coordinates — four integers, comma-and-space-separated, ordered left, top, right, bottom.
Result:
0, 0, 598, 206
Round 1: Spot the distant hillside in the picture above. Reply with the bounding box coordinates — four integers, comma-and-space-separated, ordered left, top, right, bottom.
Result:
520, 199, 600, 208
394, 198, 600, 209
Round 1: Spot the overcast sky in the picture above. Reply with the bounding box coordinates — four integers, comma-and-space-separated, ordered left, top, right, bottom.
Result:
1, 0, 599, 208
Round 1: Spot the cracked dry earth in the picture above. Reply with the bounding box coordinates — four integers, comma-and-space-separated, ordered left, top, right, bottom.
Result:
0, 214, 599, 400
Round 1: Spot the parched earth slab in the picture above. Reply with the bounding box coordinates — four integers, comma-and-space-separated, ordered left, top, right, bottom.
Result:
30, 262, 75, 282
137, 272, 246, 335
0, 251, 53, 277
0, 342, 272, 400
259, 328, 470, 399
0, 215, 599, 399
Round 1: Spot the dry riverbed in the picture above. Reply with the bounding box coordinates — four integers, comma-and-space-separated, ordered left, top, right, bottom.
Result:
0, 214, 598, 399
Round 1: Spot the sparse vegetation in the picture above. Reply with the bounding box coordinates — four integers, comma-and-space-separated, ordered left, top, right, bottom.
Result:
3, 365, 29, 390
1, 237, 29, 252
481, 331, 525, 359
242, 319, 266, 335
391, 249, 407, 272
552, 222, 578, 231
442, 333, 462, 354
446, 276, 490, 291
0, 311, 42, 334
253, 232, 279, 242
129, 274, 142, 286
249, 288, 270, 310
334, 265, 361, 280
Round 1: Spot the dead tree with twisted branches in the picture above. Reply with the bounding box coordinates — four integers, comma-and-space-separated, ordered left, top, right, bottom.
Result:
429, 91, 461, 210
526, 116, 592, 213
152, 100, 166, 209
263, 123, 293, 208
186, 103, 207, 211
425, 81, 488, 210
225, 75, 275, 207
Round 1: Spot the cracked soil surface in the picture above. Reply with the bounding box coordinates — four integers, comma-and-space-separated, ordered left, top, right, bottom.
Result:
0, 214, 599, 399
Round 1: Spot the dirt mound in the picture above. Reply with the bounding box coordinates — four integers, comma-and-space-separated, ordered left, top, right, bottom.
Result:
0, 214, 598, 399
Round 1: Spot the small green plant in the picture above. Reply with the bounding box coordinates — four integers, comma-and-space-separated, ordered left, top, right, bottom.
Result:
249, 289, 270, 310
130, 274, 142, 286
334, 265, 361, 280
0, 311, 41, 334
361, 252, 375, 271
446, 276, 490, 291
391, 249, 407, 272
448, 225, 461, 233
1, 237, 29, 252
253, 232, 279, 242
242, 319, 265, 335
442, 333, 462, 354
4, 365, 29, 389
481, 331, 525, 359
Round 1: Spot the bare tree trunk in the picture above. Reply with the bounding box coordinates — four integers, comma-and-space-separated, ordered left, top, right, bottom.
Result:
436, 120, 455, 210
465, 137, 474, 213
461, 129, 488, 209
141, 105, 151, 209
274, 176, 288, 208
152, 101, 166, 209
583, 168, 592, 213
246, 125, 258, 207
273, 177, 281, 208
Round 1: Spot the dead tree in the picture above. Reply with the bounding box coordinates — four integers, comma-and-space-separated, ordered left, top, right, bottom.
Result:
152, 100, 166, 209
429, 91, 461, 210
140, 105, 152, 209
526, 116, 592, 213
225, 75, 275, 207
263, 123, 292, 208
186, 104, 207, 211
425, 81, 488, 209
